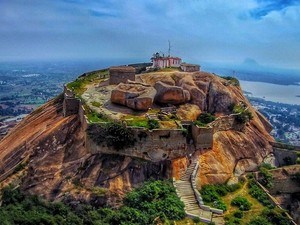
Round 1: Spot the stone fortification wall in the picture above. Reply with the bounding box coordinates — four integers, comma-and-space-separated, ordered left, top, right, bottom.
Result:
78, 102, 88, 131
210, 114, 243, 132
273, 148, 298, 167
180, 63, 200, 72
270, 142, 300, 151
63, 83, 215, 161
253, 179, 297, 225
191, 125, 213, 150
109, 66, 136, 85
63, 91, 80, 117
264, 166, 300, 194
86, 126, 188, 162
256, 111, 273, 133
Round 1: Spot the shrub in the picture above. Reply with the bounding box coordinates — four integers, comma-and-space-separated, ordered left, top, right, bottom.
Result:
0, 180, 185, 225
232, 104, 253, 124
221, 76, 240, 86
87, 122, 136, 150
248, 179, 274, 209
200, 185, 228, 211
224, 214, 241, 225
247, 216, 272, 225
196, 113, 216, 124
231, 196, 252, 211
148, 119, 159, 130
259, 163, 275, 170
262, 208, 291, 225
233, 210, 244, 219
192, 216, 201, 223
258, 166, 273, 188
91, 101, 101, 107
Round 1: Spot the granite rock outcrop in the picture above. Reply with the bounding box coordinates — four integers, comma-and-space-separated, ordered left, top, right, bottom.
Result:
111, 83, 156, 111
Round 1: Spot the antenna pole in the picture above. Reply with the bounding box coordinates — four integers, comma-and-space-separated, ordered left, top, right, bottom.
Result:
168, 40, 171, 57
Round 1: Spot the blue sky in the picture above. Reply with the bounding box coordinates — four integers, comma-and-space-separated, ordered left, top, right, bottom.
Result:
1, 0, 300, 69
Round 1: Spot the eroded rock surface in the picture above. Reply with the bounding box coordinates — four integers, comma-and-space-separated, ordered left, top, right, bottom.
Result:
154, 81, 190, 105
0, 69, 275, 207
111, 83, 156, 111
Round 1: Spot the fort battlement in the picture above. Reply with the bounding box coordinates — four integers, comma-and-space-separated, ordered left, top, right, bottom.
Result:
63, 82, 251, 161
109, 66, 135, 85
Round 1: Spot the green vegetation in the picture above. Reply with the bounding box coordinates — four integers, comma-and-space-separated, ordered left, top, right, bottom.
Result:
66, 69, 108, 96
125, 117, 160, 130
13, 162, 27, 173
125, 118, 149, 128
87, 122, 136, 150
86, 111, 110, 123
258, 164, 273, 188
148, 119, 160, 130
247, 208, 291, 225
91, 101, 101, 107
0, 180, 185, 225
231, 103, 253, 124
194, 113, 216, 127
231, 196, 252, 211
247, 177, 274, 209
221, 76, 240, 86
200, 183, 242, 211
202, 174, 291, 225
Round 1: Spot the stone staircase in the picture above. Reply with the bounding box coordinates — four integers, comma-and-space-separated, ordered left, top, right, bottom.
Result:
174, 160, 213, 223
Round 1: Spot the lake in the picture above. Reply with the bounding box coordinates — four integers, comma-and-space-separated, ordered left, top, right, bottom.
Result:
240, 80, 300, 105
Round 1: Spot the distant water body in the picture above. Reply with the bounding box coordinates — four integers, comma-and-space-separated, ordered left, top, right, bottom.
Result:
240, 80, 300, 105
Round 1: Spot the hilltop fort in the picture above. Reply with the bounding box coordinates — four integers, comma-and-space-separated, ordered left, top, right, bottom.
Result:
2, 55, 295, 223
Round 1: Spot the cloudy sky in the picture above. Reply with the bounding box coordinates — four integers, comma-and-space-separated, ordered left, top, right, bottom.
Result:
1, 0, 300, 69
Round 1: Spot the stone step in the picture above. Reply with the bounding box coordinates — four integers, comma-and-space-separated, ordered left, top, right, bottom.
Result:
182, 199, 197, 203
181, 195, 196, 198
179, 193, 194, 196
186, 206, 201, 211
176, 184, 192, 187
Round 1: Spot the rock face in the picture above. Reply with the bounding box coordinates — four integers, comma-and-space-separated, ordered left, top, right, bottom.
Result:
111, 83, 156, 111
0, 95, 170, 206
0, 69, 275, 207
207, 82, 234, 113
154, 81, 190, 105
176, 104, 201, 121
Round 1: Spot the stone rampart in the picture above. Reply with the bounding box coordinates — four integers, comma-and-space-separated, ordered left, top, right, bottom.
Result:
273, 148, 298, 167
78, 102, 88, 131
263, 166, 300, 194
210, 114, 244, 132
63, 85, 80, 117
191, 125, 213, 149
86, 126, 188, 161
63, 82, 215, 161
109, 66, 136, 85
270, 142, 300, 151
63, 95, 80, 117
254, 178, 297, 225
192, 162, 224, 215
257, 111, 273, 133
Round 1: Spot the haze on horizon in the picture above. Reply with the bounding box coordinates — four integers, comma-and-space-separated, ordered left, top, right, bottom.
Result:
1, 0, 300, 70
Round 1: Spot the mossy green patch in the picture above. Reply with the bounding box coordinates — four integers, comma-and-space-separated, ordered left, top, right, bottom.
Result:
66, 69, 108, 96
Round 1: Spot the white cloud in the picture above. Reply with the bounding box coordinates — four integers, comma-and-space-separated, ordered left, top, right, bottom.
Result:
0, 0, 300, 69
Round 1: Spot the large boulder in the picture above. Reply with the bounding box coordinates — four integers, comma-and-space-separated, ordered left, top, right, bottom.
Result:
176, 104, 201, 121
207, 82, 233, 113
178, 75, 207, 111
111, 83, 156, 111
154, 81, 190, 105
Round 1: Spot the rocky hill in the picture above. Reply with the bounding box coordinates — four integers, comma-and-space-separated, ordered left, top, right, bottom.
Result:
0, 67, 275, 207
